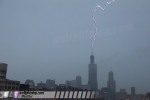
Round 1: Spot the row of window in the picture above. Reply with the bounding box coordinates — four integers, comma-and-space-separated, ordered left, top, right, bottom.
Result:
0, 81, 19, 85
0, 86, 19, 90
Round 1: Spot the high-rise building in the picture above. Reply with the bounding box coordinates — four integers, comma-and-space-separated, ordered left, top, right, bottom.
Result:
76, 75, 82, 88
88, 55, 98, 91
131, 87, 135, 95
107, 71, 116, 93
107, 71, 116, 100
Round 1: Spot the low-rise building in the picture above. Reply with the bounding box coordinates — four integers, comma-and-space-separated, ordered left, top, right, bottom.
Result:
0, 79, 20, 91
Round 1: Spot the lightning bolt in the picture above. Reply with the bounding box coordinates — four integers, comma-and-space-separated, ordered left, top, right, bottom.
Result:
91, 0, 116, 55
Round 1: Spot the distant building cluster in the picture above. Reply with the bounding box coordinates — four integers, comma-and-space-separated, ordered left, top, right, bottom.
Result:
65, 75, 82, 88
24, 79, 56, 91
0, 55, 150, 100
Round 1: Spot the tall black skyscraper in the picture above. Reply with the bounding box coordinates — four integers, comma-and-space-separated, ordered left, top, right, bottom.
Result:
88, 55, 98, 91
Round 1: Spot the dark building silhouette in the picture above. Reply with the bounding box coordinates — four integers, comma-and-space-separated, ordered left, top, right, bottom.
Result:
76, 75, 82, 88
131, 87, 136, 95
0, 63, 7, 79
88, 55, 98, 91
101, 87, 113, 100
107, 71, 116, 93
46, 79, 56, 89
116, 89, 127, 100
37, 81, 47, 90
81, 84, 91, 90
107, 71, 116, 100
25, 79, 35, 88
19, 84, 30, 91
147, 93, 150, 100
70, 80, 77, 87
66, 80, 71, 87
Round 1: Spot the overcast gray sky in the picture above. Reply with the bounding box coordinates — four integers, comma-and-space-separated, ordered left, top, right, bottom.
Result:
0, 0, 150, 94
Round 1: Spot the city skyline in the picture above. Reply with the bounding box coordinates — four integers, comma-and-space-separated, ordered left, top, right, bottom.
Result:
0, 58, 146, 95
0, 0, 150, 94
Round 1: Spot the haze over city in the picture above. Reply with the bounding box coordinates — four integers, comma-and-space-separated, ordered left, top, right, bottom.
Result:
0, 0, 150, 94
